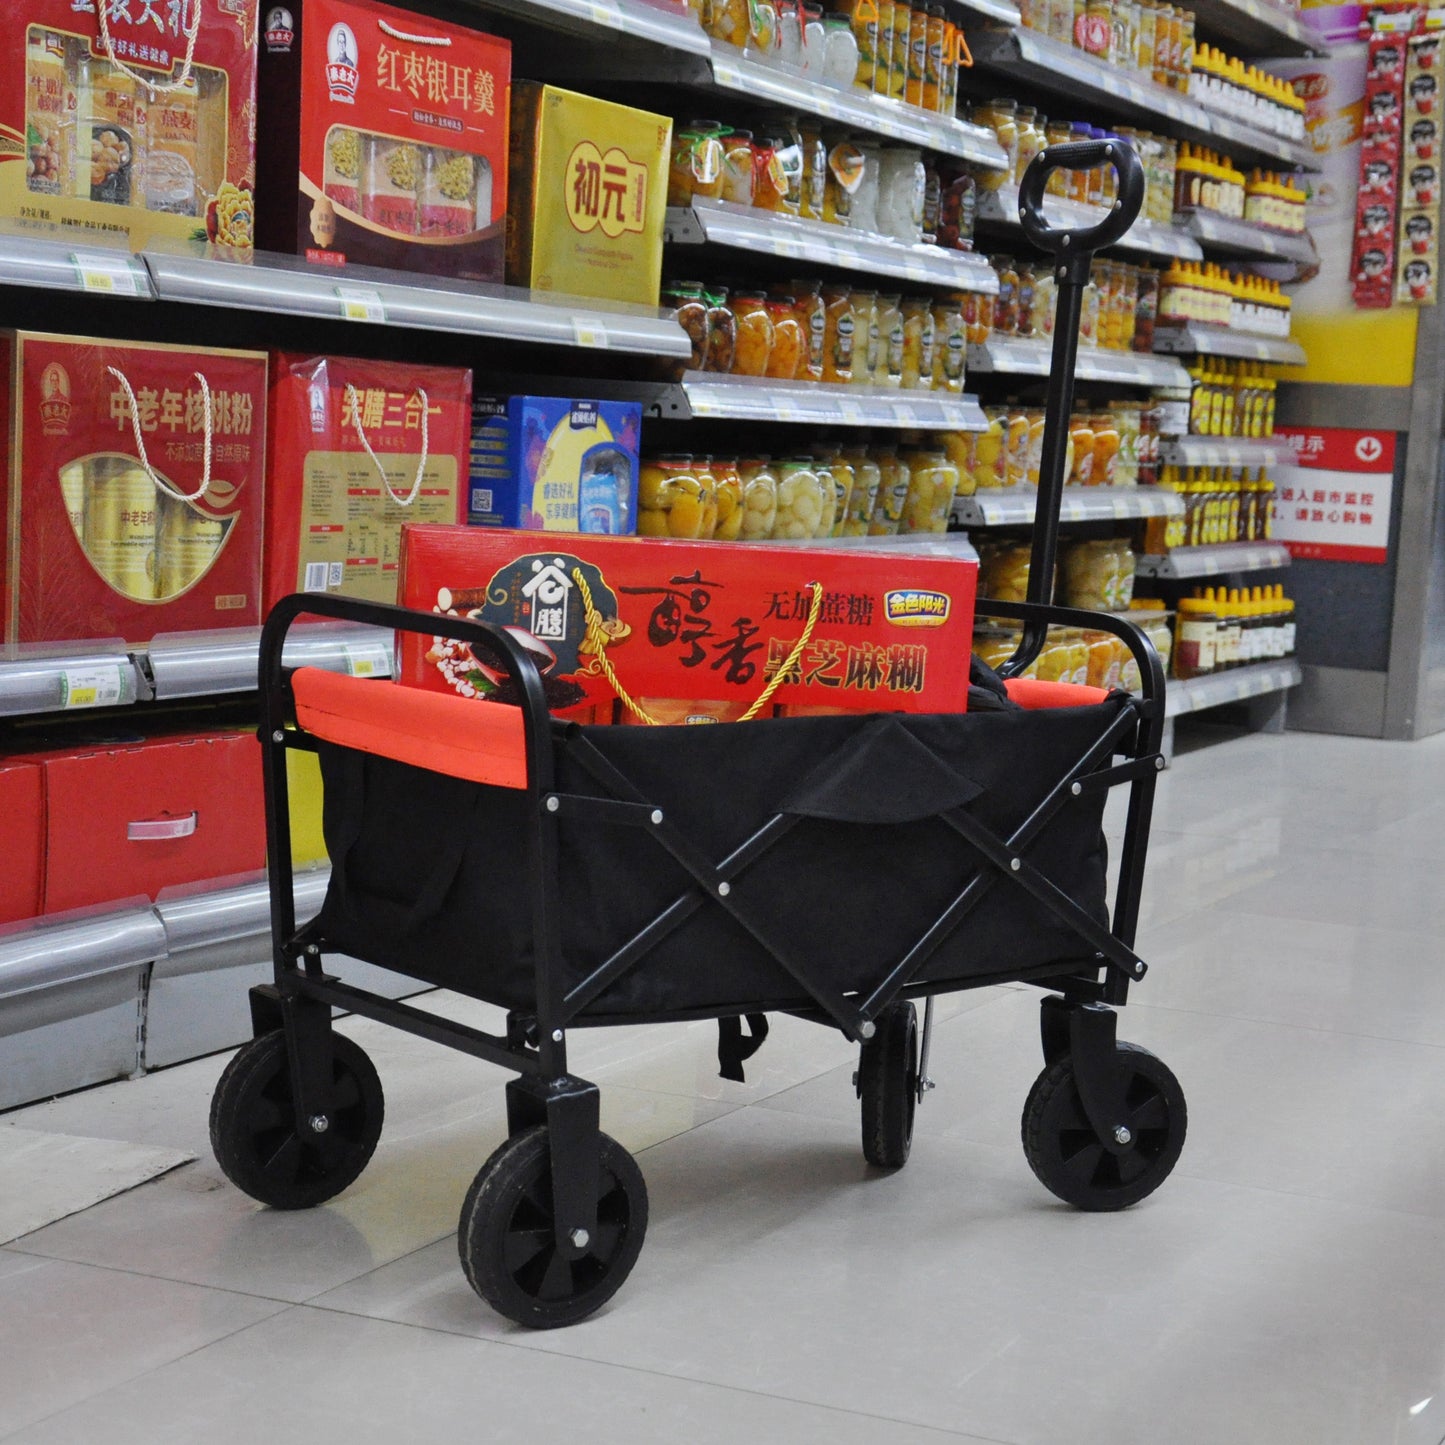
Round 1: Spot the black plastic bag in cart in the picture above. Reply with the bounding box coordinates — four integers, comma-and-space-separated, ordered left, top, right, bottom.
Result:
311, 700, 1123, 1022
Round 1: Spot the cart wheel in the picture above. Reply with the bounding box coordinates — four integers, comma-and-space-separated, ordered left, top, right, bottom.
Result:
458, 1125, 648, 1329
1021, 1041, 1185, 1211
209, 1030, 384, 1211
858, 1000, 918, 1170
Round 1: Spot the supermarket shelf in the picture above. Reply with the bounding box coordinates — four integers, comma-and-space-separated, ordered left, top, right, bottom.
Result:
140, 243, 691, 359
705, 46, 1009, 169
952, 485, 1185, 526
967, 335, 1193, 388
1159, 436, 1284, 468
144, 621, 396, 701
1136, 541, 1292, 578
618, 373, 991, 427
1152, 324, 1307, 365
950, 0, 1020, 22
467, 0, 711, 50
1184, 0, 1320, 57
665, 199, 1000, 292
1164, 658, 1301, 717
0, 225, 154, 299
967, 28, 1319, 172
0, 643, 141, 719
1178, 210, 1319, 266
977, 185, 1203, 262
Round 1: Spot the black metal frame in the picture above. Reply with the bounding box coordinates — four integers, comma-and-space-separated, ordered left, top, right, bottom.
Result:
244, 139, 1167, 1260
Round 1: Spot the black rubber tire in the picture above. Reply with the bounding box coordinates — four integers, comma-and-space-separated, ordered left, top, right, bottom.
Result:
458, 1125, 648, 1329
209, 1030, 384, 1210
859, 1000, 918, 1170
1021, 1041, 1186, 1211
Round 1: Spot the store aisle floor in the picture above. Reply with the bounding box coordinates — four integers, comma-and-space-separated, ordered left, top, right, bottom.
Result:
5, 726, 1445, 1445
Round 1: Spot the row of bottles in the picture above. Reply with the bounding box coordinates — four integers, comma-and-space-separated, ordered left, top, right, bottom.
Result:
1174, 585, 1296, 679
1187, 362, 1278, 438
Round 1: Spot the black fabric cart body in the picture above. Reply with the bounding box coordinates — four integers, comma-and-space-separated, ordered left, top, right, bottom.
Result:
210, 140, 1189, 1329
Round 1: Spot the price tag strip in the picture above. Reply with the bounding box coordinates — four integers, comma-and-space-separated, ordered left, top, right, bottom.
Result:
58, 663, 128, 710
342, 642, 393, 678
336, 286, 387, 323
72, 251, 148, 297
573, 319, 610, 349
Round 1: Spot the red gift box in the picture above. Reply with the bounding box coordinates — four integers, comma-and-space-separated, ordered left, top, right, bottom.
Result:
265, 353, 472, 608
398, 525, 978, 717
37, 729, 265, 914
0, 758, 45, 925
256, 0, 511, 281
2, 332, 267, 646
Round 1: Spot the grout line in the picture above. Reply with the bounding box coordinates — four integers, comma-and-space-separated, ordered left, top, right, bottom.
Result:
1125, 997, 1445, 1056
291, 1298, 1022, 1445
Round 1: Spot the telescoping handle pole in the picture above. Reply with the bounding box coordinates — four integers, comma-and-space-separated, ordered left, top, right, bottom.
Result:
999, 139, 1146, 680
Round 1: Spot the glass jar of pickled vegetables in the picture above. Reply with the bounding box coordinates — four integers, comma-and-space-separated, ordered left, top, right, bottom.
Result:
706, 0, 750, 46
849, 289, 878, 384
824, 137, 866, 224
869, 445, 910, 533
963, 288, 992, 346
823, 13, 860, 84
747, 0, 778, 50
765, 295, 804, 379
899, 448, 960, 532
669, 123, 726, 205
773, 457, 828, 539
1044, 119, 1073, 194
1025, 408, 1046, 488
980, 539, 1032, 601
738, 458, 780, 539
839, 443, 882, 533
939, 429, 976, 496
1014, 260, 1036, 340
931, 295, 966, 392
813, 458, 840, 536
1005, 405, 1030, 488
848, 137, 883, 233
791, 279, 827, 381
663, 280, 709, 371
992, 255, 1019, 337
1089, 411, 1120, 487
900, 295, 936, 390
1068, 414, 1095, 485
720, 129, 756, 205
692, 454, 721, 538
824, 449, 857, 535
799, 124, 828, 221
875, 292, 904, 387
711, 457, 745, 539
755, 122, 802, 214
731, 290, 775, 376
704, 286, 736, 372
821, 283, 855, 383
777, 0, 804, 69
639, 456, 711, 538
1030, 267, 1055, 339
878, 144, 926, 243
972, 99, 1019, 189
1015, 105, 1045, 185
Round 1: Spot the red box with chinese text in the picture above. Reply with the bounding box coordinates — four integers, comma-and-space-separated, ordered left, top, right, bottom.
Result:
1, 0, 258, 253
2, 332, 267, 646
0, 758, 45, 925
398, 525, 977, 716
256, 0, 510, 281
266, 352, 472, 607
37, 728, 265, 914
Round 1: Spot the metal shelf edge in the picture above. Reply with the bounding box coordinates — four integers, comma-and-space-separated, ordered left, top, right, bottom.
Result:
1180, 211, 1318, 265
1152, 325, 1307, 365
977, 186, 1204, 262
678, 376, 989, 427
1136, 543, 1292, 578
1165, 659, 1302, 716
952, 485, 1185, 525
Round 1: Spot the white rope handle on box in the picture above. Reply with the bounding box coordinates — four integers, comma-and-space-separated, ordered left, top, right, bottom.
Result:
345, 383, 430, 507
97, 0, 202, 97
377, 18, 452, 45
106, 365, 213, 502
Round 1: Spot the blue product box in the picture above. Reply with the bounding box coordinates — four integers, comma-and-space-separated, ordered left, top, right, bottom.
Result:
468, 394, 640, 534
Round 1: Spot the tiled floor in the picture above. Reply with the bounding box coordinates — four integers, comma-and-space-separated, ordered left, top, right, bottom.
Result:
5, 723, 1445, 1444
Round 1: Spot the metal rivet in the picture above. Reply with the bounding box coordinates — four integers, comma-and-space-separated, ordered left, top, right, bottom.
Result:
309, 1115, 329, 1133
718, 881, 731, 897
306, 945, 319, 956
1113, 199, 1122, 210
650, 809, 663, 825
545, 796, 560, 813
272, 730, 285, 743
1104, 144, 1114, 157
859, 1022, 876, 1040
1135, 962, 1145, 974
551, 1029, 564, 1043
1155, 756, 1166, 770
569, 1228, 590, 1249
1061, 234, 1072, 248
1113, 1125, 1132, 1145
1010, 858, 1022, 872
1071, 781, 1082, 796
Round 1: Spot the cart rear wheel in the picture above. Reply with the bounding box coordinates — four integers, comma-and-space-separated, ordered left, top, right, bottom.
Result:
1022, 1041, 1185, 1211
209, 1030, 384, 1210
859, 1000, 918, 1170
458, 1125, 648, 1329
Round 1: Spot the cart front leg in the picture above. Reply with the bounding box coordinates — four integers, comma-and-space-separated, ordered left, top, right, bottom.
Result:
506, 1074, 602, 1256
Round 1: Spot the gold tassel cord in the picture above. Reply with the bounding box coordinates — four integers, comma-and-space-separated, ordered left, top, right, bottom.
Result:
570, 568, 824, 725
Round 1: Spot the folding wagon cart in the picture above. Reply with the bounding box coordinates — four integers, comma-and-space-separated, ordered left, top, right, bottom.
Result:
209, 141, 1187, 1328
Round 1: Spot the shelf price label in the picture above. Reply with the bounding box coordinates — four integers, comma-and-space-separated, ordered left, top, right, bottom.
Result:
774, 395, 808, 423
342, 643, 393, 678
771, 232, 804, 260
72, 251, 147, 296
711, 55, 744, 88
837, 399, 866, 426
336, 286, 386, 323
892, 402, 920, 427
58, 664, 126, 710
585, 0, 624, 26
573, 319, 610, 349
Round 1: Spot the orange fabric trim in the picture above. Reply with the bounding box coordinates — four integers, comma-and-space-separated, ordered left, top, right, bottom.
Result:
292, 669, 529, 790
1004, 678, 1112, 710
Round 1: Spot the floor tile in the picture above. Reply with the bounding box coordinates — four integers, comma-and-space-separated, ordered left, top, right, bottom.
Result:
1, 1305, 1005, 1445
0, 1256, 284, 1438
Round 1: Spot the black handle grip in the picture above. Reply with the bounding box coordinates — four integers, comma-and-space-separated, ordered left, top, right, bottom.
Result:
1017, 139, 1146, 258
